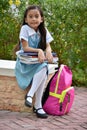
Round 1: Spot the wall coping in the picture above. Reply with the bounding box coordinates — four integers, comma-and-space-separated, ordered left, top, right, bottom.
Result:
0, 59, 58, 77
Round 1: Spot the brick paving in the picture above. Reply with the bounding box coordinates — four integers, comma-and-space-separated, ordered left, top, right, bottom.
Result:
0, 87, 87, 130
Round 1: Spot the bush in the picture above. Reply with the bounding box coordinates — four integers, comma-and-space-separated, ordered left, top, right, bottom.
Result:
0, 0, 87, 86
42, 0, 87, 86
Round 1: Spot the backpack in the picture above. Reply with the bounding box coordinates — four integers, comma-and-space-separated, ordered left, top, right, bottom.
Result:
42, 64, 75, 116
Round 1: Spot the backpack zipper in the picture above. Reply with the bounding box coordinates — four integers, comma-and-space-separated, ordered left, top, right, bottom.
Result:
64, 93, 70, 114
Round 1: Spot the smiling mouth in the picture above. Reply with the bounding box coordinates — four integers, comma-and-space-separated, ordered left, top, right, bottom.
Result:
31, 23, 37, 25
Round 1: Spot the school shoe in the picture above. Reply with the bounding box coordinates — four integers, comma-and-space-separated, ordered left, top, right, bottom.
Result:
25, 95, 32, 107
33, 107, 48, 118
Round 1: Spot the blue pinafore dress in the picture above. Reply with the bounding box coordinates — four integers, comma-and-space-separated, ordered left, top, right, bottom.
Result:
15, 25, 53, 90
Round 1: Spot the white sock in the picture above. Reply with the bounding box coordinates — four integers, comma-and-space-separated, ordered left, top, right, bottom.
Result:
26, 96, 32, 104
34, 76, 47, 114
27, 67, 47, 104
37, 108, 46, 114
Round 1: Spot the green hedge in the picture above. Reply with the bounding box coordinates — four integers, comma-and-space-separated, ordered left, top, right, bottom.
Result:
0, 0, 87, 86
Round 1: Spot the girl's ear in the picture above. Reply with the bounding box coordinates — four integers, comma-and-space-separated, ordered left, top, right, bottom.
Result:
25, 18, 27, 23
41, 17, 43, 23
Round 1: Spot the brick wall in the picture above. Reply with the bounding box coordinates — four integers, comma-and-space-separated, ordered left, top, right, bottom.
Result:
0, 74, 53, 112
0, 76, 32, 112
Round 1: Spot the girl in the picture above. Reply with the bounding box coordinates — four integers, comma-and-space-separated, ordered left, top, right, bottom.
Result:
15, 5, 53, 118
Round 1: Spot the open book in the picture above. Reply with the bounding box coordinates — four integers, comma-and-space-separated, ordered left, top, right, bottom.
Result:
16, 50, 58, 64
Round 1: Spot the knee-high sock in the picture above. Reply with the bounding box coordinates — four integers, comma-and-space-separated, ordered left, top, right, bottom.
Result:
27, 67, 47, 98
34, 75, 47, 110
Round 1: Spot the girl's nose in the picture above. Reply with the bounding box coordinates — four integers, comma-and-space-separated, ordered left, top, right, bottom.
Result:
32, 17, 36, 21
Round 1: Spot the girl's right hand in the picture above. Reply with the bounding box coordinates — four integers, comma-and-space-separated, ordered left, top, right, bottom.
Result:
38, 49, 45, 63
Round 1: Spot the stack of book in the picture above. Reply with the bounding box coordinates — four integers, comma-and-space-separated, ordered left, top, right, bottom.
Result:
16, 50, 58, 64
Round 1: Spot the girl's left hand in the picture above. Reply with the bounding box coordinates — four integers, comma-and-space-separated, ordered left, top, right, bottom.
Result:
46, 51, 53, 63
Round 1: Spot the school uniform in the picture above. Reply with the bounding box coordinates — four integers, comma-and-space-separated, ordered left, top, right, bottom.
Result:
15, 25, 53, 90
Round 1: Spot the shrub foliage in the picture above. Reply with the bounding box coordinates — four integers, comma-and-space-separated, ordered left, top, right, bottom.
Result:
0, 0, 87, 86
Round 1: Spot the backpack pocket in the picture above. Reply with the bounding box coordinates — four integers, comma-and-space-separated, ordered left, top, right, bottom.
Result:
63, 87, 75, 114
43, 87, 75, 116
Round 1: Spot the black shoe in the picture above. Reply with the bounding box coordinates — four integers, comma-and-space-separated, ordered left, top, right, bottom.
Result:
33, 107, 48, 118
25, 95, 32, 107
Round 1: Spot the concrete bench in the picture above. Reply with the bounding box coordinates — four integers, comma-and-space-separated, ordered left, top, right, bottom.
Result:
0, 60, 58, 112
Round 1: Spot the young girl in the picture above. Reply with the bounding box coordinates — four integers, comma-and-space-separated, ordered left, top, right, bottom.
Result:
15, 5, 53, 118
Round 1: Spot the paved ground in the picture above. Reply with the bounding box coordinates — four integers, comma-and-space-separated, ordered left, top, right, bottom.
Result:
0, 87, 87, 130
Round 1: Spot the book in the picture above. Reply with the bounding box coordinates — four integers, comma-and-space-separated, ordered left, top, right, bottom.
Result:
16, 50, 58, 64
16, 50, 57, 57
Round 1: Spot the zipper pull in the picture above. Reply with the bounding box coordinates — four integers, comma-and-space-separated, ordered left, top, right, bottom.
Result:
68, 94, 70, 102
60, 103, 62, 111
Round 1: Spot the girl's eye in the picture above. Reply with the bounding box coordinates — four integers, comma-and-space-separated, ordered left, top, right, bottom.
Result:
28, 14, 39, 19
35, 15, 39, 18
29, 15, 33, 18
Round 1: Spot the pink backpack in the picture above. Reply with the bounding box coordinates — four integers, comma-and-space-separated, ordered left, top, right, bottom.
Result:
42, 64, 75, 116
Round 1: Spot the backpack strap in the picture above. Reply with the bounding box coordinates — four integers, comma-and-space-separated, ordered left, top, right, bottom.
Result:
49, 90, 66, 103
54, 64, 64, 93
49, 87, 73, 103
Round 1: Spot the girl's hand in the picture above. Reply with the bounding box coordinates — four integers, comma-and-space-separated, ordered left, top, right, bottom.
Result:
38, 49, 46, 63
46, 51, 53, 63
46, 43, 53, 63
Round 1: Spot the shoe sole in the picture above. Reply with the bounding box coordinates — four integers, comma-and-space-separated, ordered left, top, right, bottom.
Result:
36, 113, 48, 118
25, 100, 32, 107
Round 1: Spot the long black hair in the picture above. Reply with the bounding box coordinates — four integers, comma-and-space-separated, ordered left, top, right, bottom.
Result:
14, 5, 46, 52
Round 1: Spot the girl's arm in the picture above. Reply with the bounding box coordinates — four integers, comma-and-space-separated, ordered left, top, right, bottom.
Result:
21, 39, 45, 63
21, 39, 39, 52
45, 43, 53, 63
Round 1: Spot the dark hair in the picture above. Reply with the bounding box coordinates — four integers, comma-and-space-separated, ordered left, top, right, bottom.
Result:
14, 5, 46, 52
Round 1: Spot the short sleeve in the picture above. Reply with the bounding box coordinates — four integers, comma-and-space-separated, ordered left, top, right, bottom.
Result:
19, 25, 29, 42
46, 28, 54, 44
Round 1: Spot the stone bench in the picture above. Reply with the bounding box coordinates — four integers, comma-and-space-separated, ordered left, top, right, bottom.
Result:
0, 60, 58, 112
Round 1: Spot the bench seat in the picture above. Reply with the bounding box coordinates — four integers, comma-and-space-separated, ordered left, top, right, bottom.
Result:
0, 60, 58, 112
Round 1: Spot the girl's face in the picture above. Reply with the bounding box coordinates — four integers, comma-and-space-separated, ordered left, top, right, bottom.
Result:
25, 9, 43, 30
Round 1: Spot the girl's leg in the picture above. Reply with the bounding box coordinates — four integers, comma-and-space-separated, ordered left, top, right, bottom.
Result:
34, 74, 47, 114
26, 67, 47, 105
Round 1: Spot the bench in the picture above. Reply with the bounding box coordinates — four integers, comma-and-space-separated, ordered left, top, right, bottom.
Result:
0, 60, 58, 112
